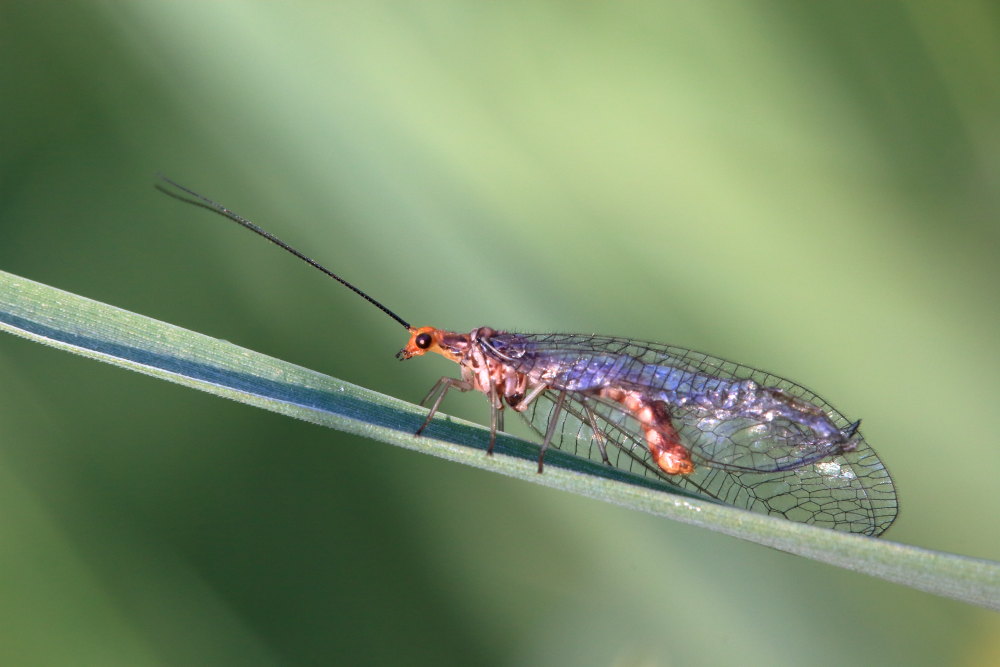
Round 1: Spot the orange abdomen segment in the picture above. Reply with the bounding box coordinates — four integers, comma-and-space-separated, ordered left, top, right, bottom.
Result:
599, 387, 694, 475
643, 413, 694, 475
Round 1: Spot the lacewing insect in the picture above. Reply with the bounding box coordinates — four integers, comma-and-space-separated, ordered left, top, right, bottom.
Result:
158, 176, 898, 536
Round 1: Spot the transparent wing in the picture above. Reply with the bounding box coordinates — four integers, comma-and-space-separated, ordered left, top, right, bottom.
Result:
667, 387, 857, 474
518, 387, 897, 536
488, 333, 895, 467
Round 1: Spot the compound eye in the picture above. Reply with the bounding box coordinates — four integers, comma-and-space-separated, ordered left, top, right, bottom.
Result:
415, 332, 433, 349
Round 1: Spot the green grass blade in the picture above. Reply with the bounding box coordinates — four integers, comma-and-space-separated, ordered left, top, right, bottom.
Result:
1, 268, 998, 611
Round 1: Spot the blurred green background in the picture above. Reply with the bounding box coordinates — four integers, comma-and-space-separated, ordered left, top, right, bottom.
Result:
2, 2, 999, 665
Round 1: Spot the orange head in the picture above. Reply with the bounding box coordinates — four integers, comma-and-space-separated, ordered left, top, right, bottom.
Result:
396, 326, 468, 362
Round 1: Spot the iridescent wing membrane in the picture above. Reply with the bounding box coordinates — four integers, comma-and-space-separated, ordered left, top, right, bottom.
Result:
499, 333, 897, 536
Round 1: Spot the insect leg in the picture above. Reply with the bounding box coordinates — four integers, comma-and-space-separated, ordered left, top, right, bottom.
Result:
582, 399, 612, 466
416, 377, 473, 436
538, 390, 567, 473
487, 383, 504, 456
512, 382, 550, 411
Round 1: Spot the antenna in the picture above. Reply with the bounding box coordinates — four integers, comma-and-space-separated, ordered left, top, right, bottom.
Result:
156, 175, 412, 331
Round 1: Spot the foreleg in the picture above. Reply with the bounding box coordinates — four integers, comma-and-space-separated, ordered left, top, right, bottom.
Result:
415, 377, 473, 436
